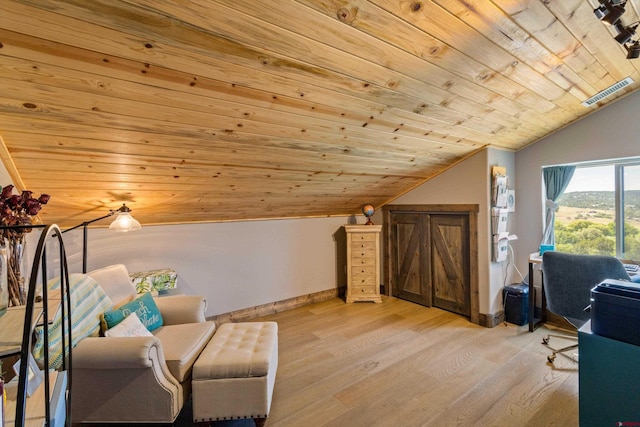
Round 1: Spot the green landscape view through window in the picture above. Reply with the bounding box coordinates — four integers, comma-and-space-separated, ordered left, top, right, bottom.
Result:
554, 162, 640, 261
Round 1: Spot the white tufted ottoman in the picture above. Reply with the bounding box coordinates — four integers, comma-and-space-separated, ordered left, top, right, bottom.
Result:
192, 321, 278, 427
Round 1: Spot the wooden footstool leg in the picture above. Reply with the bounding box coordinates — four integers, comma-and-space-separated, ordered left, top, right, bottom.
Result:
254, 418, 266, 427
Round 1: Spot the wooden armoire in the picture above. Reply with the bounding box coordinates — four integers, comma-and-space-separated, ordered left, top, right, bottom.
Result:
383, 204, 479, 324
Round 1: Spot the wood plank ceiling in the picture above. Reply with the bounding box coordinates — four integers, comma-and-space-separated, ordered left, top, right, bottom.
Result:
0, 0, 638, 228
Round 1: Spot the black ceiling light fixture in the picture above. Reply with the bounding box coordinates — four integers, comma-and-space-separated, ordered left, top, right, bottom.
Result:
625, 40, 640, 58
614, 22, 639, 44
594, 0, 640, 59
594, 0, 627, 25
594, 3, 609, 19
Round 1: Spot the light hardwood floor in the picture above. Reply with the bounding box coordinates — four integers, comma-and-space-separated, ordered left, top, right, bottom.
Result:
255, 296, 579, 427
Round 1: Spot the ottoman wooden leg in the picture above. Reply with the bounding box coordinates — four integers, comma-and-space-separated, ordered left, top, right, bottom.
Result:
254, 417, 266, 427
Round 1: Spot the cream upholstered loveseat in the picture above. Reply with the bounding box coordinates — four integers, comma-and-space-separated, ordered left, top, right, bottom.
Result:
71, 264, 216, 424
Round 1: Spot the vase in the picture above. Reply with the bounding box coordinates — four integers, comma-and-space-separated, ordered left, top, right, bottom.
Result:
0, 240, 7, 317
1, 377, 5, 427
7, 234, 28, 307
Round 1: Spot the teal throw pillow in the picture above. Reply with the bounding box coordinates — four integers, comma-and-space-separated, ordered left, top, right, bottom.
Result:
103, 292, 163, 332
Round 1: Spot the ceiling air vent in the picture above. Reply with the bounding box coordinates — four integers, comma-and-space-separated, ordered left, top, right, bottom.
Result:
581, 77, 634, 107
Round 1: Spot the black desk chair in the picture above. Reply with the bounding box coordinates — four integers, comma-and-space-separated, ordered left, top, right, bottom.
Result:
541, 251, 631, 363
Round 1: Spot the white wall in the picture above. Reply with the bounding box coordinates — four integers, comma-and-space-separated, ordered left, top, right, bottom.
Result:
42, 216, 352, 317
0, 165, 12, 187
487, 149, 518, 313
514, 90, 640, 278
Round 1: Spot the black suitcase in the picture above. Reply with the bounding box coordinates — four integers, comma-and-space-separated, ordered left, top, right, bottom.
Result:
590, 279, 640, 346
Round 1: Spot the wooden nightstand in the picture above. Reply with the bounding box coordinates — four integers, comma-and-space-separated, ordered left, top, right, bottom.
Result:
345, 224, 382, 303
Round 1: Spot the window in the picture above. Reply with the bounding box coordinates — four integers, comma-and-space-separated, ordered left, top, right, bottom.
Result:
554, 159, 640, 261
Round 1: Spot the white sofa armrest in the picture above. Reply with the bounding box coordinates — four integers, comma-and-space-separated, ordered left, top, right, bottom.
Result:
74, 336, 164, 369
72, 336, 183, 423
154, 295, 207, 325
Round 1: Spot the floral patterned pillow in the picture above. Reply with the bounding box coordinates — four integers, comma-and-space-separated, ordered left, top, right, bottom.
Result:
129, 268, 177, 294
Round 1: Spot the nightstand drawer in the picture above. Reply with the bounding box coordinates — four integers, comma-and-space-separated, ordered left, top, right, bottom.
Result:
351, 233, 377, 242
351, 273, 377, 286
351, 246, 376, 258
351, 252, 376, 267
352, 285, 378, 295
352, 264, 375, 274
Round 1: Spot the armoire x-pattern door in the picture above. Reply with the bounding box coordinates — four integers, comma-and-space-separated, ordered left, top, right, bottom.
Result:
388, 208, 471, 317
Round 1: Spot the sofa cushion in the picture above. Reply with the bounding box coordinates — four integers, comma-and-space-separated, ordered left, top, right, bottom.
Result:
88, 264, 137, 308
105, 312, 153, 337
153, 321, 216, 383
103, 292, 163, 332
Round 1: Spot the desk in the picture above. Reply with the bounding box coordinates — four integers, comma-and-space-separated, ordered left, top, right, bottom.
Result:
578, 321, 640, 426
528, 252, 546, 332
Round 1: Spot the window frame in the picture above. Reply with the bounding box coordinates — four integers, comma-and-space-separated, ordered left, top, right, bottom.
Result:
616, 161, 640, 259
548, 157, 640, 260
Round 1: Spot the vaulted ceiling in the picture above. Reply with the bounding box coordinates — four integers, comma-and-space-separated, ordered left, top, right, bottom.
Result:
0, 0, 638, 228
